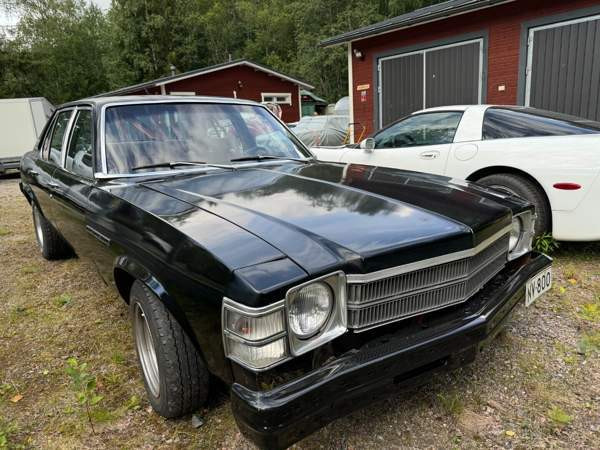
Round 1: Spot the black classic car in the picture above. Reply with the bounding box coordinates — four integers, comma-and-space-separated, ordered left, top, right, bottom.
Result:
19, 96, 552, 448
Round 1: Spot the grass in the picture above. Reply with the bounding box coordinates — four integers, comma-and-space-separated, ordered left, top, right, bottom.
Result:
548, 406, 572, 426
1, 178, 599, 449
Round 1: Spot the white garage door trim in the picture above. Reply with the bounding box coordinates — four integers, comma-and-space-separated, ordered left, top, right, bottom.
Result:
377, 38, 484, 128
524, 13, 600, 106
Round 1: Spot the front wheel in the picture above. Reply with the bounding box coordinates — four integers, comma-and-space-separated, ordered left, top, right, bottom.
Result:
129, 280, 209, 418
477, 173, 550, 236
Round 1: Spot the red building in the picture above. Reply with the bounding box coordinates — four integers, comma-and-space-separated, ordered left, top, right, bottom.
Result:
320, 0, 600, 140
103, 59, 314, 123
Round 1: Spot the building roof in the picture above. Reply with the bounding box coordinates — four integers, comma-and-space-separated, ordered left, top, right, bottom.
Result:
320, 0, 514, 47
300, 90, 327, 104
98, 59, 315, 96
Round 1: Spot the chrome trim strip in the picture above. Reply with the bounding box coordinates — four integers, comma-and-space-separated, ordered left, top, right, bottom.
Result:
508, 211, 535, 261
223, 329, 287, 347
223, 297, 285, 318
93, 158, 307, 180
98, 99, 311, 176
60, 108, 77, 168
285, 271, 347, 357
346, 224, 512, 284
85, 225, 110, 247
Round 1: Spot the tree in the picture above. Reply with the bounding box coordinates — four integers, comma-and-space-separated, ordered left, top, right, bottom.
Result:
0, 0, 445, 104
1, 0, 114, 103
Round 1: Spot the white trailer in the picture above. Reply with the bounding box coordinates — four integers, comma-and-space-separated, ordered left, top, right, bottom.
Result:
0, 97, 54, 173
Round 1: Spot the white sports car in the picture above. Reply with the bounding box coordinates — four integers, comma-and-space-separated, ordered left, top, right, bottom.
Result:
311, 105, 600, 241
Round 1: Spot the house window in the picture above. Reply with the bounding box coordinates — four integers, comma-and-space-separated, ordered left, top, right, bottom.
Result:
261, 93, 292, 105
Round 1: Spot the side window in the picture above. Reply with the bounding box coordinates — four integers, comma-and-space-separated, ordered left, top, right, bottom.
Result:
374, 112, 463, 149
65, 110, 93, 178
482, 108, 600, 139
48, 110, 73, 165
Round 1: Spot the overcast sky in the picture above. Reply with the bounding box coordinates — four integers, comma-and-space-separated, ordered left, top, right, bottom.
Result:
1, 0, 111, 27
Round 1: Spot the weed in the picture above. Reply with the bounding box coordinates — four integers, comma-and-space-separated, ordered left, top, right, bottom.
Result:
0, 417, 22, 449
548, 406, 572, 426
111, 352, 125, 365
19, 265, 39, 275
533, 233, 559, 254
53, 294, 72, 308
578, 302, 600, 322
437, 392, 464, 416
576, 332, 600, 356
0, 384, 14, 398
65, 357, 104, 434
126, 395, 141, 410
0, 227, 10, 237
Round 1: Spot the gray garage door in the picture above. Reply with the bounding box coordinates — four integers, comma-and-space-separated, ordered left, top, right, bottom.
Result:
526, 14, 600, 121
378, 39, 482, 127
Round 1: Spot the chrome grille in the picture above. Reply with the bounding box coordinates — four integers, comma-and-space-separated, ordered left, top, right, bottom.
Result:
347, 234, 509, 331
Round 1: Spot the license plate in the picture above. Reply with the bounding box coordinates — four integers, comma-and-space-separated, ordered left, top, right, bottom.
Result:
525, 268, 552, 307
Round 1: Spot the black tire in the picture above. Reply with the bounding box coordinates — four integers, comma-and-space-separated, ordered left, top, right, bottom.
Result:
129, 280, 209, 418
477, 173, 550, 236
32, 204, 72, 260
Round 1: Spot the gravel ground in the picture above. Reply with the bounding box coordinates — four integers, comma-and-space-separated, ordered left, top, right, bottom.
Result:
1, 175, 599, 449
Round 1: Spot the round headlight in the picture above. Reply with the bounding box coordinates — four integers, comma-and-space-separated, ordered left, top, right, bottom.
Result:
288, 282, 333, 338
509, 216, 522, 251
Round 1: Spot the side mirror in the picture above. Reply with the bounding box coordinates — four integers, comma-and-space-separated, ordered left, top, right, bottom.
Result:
359, 138, 375, 153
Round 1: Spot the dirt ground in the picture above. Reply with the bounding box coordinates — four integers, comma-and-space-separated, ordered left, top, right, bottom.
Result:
1, 175, 599, 449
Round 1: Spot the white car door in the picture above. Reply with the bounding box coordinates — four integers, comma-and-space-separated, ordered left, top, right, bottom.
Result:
338, 111, 464, 175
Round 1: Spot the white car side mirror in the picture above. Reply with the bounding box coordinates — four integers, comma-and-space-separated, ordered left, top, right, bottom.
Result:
359, 138, 375, 153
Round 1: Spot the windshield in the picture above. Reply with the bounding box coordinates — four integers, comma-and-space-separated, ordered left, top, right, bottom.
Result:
104, 102, 310, 174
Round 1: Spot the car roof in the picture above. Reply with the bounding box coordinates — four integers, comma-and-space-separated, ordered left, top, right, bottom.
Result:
58, 95, 261, 109
413, 105, 489, 114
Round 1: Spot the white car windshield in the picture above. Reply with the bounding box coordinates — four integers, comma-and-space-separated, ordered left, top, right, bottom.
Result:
104, 102, 310, 174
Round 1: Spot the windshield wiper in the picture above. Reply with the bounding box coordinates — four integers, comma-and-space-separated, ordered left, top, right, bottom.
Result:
229, 155, 313, 164
131, 161, 236, 172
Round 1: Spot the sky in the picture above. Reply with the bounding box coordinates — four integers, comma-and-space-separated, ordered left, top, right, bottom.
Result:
1, 0, 111, 28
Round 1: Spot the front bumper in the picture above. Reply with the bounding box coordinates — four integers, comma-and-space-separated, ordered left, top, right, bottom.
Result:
231, 252, 552, 449
0, 158, 20, 173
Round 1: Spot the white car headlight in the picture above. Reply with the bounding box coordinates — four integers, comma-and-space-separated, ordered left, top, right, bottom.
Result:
287, 282, 333, 338
286, 271, 347, 356
509, 216, 522, 251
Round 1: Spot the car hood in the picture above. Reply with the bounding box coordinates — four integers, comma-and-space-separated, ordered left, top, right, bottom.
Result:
135, 161, 523, 275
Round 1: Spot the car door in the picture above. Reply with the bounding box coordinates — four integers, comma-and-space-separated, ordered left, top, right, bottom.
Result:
28, 108, 74, 226
50, 107, 98, 257
339, 111, 464, 175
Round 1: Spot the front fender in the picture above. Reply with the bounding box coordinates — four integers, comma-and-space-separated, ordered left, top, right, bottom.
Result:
112, 254, 233, 383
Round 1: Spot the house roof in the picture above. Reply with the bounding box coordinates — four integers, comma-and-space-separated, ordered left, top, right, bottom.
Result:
320, 0, 514, 47
300, 89, 327, 104
98, 59, 314, 96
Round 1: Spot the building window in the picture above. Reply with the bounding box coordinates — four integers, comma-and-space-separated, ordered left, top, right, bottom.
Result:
261, 93, 292, 105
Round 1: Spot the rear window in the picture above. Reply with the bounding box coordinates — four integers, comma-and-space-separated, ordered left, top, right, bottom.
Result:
482, 107, 600, 140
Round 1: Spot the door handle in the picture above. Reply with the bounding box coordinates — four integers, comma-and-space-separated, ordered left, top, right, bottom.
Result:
48, 181, 60, 188
419, 151, 440, 160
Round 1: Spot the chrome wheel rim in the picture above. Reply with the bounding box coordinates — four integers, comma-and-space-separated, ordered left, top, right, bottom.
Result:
134, 303, 160, 398
33, 207, 44, 250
